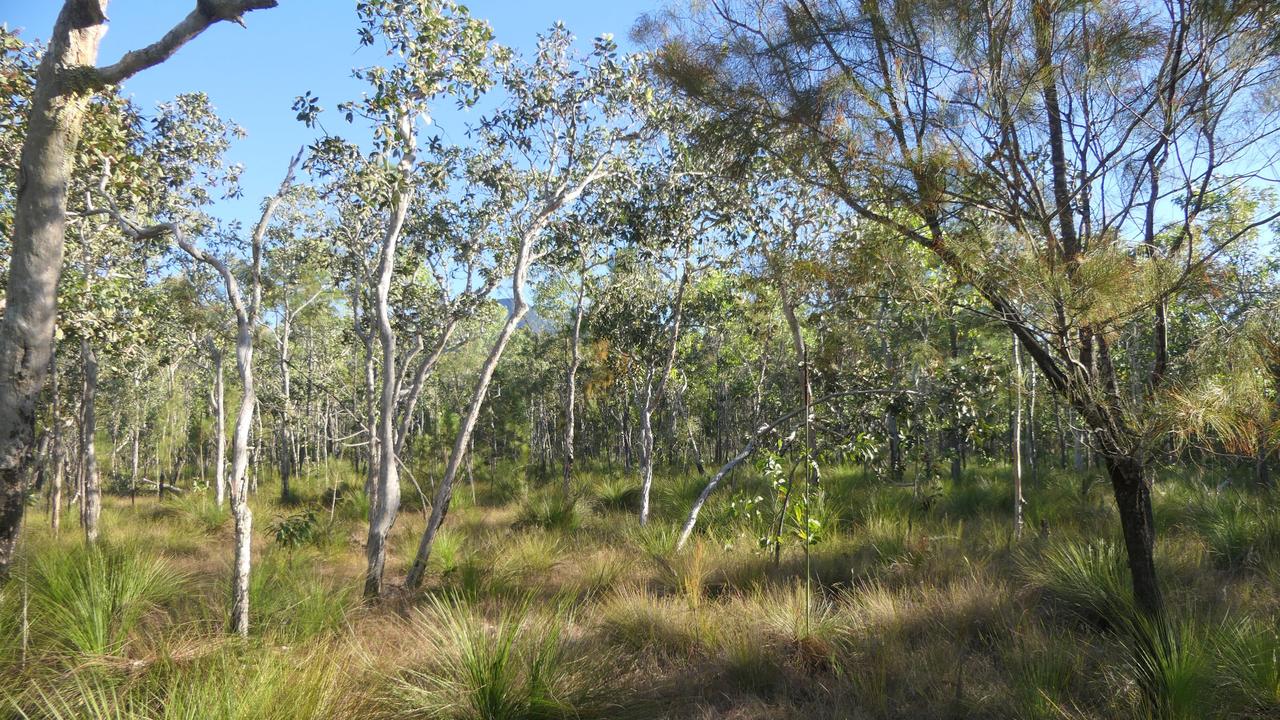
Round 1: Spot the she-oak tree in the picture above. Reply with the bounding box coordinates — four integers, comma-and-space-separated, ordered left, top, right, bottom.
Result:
643, 0, 1280, 616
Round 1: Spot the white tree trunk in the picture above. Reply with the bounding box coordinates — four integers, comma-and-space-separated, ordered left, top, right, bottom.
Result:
227, 318, 256, 635
363, 180, 412, 598
638, 266, 689, 526
562, 280, 585, 497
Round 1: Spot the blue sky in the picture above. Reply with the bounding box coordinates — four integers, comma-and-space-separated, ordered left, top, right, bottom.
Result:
3, 0, 656, 223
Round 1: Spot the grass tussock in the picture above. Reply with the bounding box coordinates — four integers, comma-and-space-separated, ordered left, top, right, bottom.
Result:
5, 459, 1279, 720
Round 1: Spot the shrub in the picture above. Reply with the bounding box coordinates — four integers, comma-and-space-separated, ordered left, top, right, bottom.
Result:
268, 508, 322, 551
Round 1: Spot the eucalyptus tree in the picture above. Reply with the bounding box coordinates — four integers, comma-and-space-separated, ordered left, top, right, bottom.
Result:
403, 25, 654, 588
298, 0, 502, 598
647, 0, 1280, 617
0, 0, 278, 577
599, 115, 747, 526
85, 86, 296, 634
96, 154, 300, 636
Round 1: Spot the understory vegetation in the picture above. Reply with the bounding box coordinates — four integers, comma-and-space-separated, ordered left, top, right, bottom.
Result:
3, 0, 1280, 718
3, 460, 1278, 719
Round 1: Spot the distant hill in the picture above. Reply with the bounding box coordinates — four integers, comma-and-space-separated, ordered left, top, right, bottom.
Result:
496, 298, 555, 334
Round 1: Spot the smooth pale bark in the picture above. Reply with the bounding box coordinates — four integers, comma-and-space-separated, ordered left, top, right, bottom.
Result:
561, 278, 586, 497
776, 268, 815, 469
638, 266, 690, 526
0, 0, 279, 578
405, 251, 533, 589
94, 153, 295, 636
404, 158, 613, 589
363, 160, 413, 598
182, 161, 294, 635
392, 324, 456, 458
79, 338, 100, 542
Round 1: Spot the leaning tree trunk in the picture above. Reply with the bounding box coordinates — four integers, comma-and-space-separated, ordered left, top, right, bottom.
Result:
405, 248, 534, 589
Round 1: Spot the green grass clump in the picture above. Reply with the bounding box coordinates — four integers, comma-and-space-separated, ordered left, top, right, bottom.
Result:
1192, 494, 1279, 569
150, 644, 360, 720
391, 594, 616, 719
9, 644, 362, 720
24, 540, 185, 657
592, 478, 641, 513
249, 552, 357, 641
1114, 613, 1216, 720
167, 493, 229, 535
515, 495, 583, 532
1021, 539, 1131, 625
1215, 618, 1280, 716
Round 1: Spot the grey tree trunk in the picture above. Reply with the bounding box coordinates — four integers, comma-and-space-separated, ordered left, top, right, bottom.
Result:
211, 346, 227, 508
0, 1, 108, 576
80, 339, 100, 543
1011, 332, 1024, 540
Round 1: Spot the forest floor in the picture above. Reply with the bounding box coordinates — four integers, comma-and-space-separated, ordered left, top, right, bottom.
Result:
2, 460, 1279, 719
